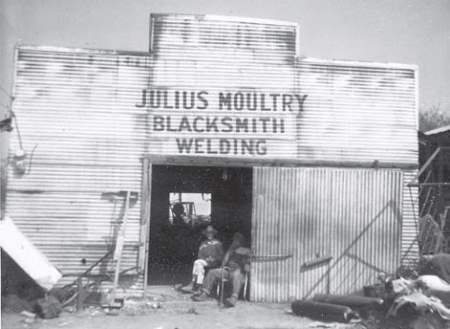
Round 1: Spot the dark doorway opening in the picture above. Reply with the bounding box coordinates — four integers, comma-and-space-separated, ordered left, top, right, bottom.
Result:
147, 165, 252, 285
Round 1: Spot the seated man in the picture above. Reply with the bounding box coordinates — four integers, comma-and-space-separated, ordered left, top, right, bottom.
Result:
176, 225, 223, 292
192, 232, 251, 307
171, 202, 189, 226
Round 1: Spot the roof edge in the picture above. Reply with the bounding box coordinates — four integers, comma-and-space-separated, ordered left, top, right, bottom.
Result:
150, 13, 298, 27
299, 57, 418, 71
16, 45, 419, 71
424, 125, 450, 136
16, 44, 149, 57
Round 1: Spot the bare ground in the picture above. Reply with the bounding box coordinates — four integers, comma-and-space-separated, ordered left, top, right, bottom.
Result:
1, 287, 362, 329
1, 302, 362, 329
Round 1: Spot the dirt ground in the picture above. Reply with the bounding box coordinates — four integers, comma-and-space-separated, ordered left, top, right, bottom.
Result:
1, 287, 363, 329
2, 302, 363, 329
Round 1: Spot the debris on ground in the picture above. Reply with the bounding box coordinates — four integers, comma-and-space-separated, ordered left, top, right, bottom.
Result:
306, 321, 358, 328
34, 294, 63, 319
20, 310, 37, 325
86, 306, 104, 317
290, 260, 450, 329
312, 294, 385, 322
7, 255, 450, 328
20, 310, 36, 319
49, 287, 75, 304
1, 294, 34, 313
312, 294, 384, 312
306, 322, 336, 328
388, 291, 450, 319
187, 307, 198, 314
104, 308, 120, 316
121, 297, 162, 315
291, 300, 358, 323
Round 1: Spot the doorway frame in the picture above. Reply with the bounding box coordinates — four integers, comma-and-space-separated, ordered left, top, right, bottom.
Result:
141, 155, 260, 291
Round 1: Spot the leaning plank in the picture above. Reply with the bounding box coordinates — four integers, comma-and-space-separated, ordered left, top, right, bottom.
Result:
0, 216, 62, 290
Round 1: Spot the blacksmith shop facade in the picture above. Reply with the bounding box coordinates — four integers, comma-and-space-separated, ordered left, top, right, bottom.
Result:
6, 14, 419, 302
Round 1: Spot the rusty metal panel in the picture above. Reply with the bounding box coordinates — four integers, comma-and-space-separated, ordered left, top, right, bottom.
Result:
7, 46, 150, 292
251, 167, 403, 302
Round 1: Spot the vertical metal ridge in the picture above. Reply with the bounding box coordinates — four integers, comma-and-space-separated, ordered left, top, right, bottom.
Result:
401, 170, 419, 265
8, 47, 151, 293
252, 167, 403, 302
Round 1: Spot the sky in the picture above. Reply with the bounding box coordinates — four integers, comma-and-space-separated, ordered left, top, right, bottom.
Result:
0, 0, 449, 115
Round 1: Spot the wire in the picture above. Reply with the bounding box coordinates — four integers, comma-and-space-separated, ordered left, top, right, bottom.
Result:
26, 144, 38, 175
12, 111, 24, 150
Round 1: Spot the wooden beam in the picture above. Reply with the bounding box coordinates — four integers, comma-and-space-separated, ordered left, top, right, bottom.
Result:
417, 147, 441, 179
140, 158, 151, 291
141, 154, 418, 170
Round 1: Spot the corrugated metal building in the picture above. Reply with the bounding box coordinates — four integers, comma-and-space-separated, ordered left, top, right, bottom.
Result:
6, 14, 419, 302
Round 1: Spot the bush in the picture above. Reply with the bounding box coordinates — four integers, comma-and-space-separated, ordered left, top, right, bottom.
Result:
419, 105, 450, 132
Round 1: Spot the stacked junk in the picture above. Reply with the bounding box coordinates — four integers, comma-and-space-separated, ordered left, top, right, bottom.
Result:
291, 176, 450, 329
1, 190, 139, 319
291, 255, 450, 328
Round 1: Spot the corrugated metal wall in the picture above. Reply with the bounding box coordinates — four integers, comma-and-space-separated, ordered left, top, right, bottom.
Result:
147, 14, 299, 158
150, 14, 298, 63
401, 169, 420, 265
251, 167, 403, 302
297, 59, 417, 165
146, 14, 418, 166
7, 47, 150, 292
6, 14, 419, 297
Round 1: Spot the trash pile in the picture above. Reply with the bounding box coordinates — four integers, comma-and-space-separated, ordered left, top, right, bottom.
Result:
291, 294, 382, 324
121, 297, 162, 316
291, 253, 450, 329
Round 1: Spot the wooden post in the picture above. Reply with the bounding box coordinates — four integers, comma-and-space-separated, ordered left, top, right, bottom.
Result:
111, 191, 131, 301
140, 159, 152, 290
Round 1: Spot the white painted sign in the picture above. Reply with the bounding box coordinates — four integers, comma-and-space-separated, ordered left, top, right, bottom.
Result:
137, 88, 307, 157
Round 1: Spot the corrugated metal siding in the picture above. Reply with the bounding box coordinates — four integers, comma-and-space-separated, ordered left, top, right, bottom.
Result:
401, 169, 420, 265
251, 167, 403, 302
143, 14, 418, 165
146, 14, 300, 159
7, 47, 150, 292
6, 14, 419, 296
297, 59, 417, 165
150, 14, 298, 62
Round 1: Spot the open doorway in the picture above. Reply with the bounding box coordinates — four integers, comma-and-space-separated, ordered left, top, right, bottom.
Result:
147, 165, 252, 285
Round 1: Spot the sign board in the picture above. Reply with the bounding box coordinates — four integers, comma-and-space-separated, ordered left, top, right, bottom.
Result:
138, 88, 307, 157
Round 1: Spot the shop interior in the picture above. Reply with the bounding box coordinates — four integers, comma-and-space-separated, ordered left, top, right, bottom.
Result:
147, 165, 253, 285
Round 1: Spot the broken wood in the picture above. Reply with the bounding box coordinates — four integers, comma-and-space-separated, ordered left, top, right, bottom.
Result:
0, 216, 61, 290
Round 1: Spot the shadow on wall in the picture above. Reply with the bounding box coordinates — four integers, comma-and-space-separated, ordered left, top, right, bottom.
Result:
1, 249, 45, 300
303, 200, 402, 299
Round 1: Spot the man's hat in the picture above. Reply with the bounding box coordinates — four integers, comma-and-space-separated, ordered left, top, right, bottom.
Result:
203, 225, 218, 235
